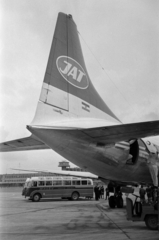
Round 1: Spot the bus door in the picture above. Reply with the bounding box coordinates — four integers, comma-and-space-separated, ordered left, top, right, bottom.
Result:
52, 180, 63, 198
62, 180, 73, 197
42, 180, 53, 198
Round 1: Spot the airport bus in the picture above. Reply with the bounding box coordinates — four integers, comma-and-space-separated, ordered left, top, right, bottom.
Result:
23, 176, 94, 202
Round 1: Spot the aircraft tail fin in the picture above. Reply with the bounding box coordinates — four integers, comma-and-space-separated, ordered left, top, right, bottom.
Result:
31, 13, 119, 128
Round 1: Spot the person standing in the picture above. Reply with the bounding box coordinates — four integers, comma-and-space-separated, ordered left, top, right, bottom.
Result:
105, 187, 110, 200
146, 185, 152, 203
100, 185, 104, 199
94, 184, 99, 201
139, 185, 146, 203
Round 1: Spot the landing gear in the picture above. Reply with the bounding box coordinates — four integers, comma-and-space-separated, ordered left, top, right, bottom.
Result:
108, 195, 123, 208
116, 196, 123, 208
108, 183, 124, 208
109, 196, 116, 208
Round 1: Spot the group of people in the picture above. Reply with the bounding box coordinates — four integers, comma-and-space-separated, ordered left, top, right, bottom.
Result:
94, 184, 110, 201
94, 184, 157, 203
139, 185, 158, 204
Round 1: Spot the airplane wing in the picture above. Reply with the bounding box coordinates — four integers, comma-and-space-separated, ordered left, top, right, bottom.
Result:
11, 168, 98, 179
0, 135, 50, 152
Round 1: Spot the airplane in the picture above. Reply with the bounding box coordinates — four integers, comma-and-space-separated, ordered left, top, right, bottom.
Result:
1, 12, 159, 208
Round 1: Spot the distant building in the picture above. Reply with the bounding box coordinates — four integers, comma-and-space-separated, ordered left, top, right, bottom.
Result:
0, 172, 57, 187
58, 161, 70, 170
58, 161, 85, 172
0, 161, 85, 186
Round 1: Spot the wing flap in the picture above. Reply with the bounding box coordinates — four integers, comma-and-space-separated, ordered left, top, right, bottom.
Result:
0, 135, 50, 152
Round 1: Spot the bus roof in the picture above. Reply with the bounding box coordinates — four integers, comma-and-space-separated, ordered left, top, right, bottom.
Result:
28, 176, 93, 181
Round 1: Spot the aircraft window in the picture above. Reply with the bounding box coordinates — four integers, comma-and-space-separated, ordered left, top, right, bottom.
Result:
53, 180, 62, 185
82, 180, 87, 185
46, 181, 52, 186
63, 180, 71, 185
72, 180, 81, 185
38, 181, 45, 186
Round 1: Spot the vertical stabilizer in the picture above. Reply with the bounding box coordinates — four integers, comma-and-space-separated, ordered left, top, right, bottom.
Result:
31, 13, 120, 128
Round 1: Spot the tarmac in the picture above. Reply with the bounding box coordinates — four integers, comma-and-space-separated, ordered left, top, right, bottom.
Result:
0, 187, 158, 240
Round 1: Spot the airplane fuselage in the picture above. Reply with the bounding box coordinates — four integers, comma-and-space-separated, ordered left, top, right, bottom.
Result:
28, 125, 158, 185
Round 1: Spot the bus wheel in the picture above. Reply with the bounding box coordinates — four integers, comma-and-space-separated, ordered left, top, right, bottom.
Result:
145, 215, 157, 230
71, 192, 79, 201
33, 193, 41, 202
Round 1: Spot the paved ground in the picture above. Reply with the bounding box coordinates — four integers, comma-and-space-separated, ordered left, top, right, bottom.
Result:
0, 188, 158, 240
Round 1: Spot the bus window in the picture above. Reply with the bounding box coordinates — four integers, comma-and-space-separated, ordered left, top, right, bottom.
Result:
81, 180, 87, 185
38, 181, 45, 186
87, 180, 92, 185
46, 181, 52, 186
72, 180, 81, 185
53, 180, 62, 185
33, 181, 37, 187
63, 180, 71, 185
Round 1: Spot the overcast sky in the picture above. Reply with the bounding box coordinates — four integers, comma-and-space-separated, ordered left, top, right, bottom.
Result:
0, 0, 159, 174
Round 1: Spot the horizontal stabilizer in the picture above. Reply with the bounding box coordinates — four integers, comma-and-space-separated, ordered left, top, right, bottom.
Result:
1, 120, 159, 152
0, 135, 49, 152
28, 120, 159, 145
82, 120, 159, 144
11, 168, 98, 179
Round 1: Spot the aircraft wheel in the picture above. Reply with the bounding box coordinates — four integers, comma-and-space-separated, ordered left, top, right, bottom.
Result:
109, 196, 116, 208
71, 191, 79, 201
33, 193, 41, 202
145, 215, 157, 230
116, 197, 123, 208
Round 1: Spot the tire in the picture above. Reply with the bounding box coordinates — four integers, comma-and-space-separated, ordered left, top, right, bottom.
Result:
33, 193, 41, 202
109, 196, 116, 208
116, 197, 123, 208
71, 192, 79, 201
154, 202, 158, 210
145, 215, 157, 230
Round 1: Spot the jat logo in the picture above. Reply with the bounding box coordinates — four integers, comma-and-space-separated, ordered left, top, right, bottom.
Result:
56, 56, 89, 89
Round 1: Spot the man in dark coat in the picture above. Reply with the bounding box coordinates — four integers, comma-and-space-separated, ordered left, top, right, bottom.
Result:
94, 184, 99, 201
